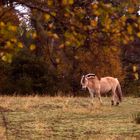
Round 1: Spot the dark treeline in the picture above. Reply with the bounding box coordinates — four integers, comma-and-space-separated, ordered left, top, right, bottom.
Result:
0, 0, 140, 96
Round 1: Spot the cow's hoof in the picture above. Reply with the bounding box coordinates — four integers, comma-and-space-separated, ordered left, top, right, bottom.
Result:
111, 100, 114, 106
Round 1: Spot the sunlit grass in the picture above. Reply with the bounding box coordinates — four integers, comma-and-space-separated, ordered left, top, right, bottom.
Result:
0, 96, 140, 139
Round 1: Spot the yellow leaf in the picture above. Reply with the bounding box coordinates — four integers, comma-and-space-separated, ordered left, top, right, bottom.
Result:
1, 54, 12, 63
106, 24, 110, 30
53, 34, 59, 39
127, 7, 134, 14
64, 13, 69, 17
91, 3, 98, 9
11, 38, 17, 43
105, 17, 111, 30
104, 4, 112, 8
62, 0, 73, 5
137, 32, 140, 38
47, 31, 53, 37
62, 0, 67, 5
123, 39, 128, 45
94, 10, 100, 16
56, 58, 60, 63
1, 56, 7, 62
47, 0, 53, 6
69, 0, 74, 5
134, 73, 139, 80
91, 20, 98, 27
30, 44, 36, 51
133, 65, 137, 72
0, 22, 5, 27
111, 47, 118, 52
134, 23, 138, 28
8, 25, 17, 32
59, 44, 64, 49
51, 12, 56, 16
48, 23, 53, 29
32, 32, 37, 39
130, 36, 134, 41
44, 14, 50, 21
18, 42, 23, 48
65, 41, 71, 46
74, 56, 79, 60
127, 25, 133, 34
6, 41, 12, 47
121, 15, 127, 22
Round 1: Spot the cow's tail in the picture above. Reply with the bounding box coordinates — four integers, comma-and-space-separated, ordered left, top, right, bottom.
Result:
116, 81, 123, 102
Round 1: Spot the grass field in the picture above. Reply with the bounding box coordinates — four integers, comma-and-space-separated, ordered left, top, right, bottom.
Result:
0, 96, 140, 140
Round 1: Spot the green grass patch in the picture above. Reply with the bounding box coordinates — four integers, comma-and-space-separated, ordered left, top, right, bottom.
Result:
0, 96, 140, 139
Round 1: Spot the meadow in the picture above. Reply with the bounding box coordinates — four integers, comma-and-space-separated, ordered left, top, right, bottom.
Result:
0, 96, 140, 140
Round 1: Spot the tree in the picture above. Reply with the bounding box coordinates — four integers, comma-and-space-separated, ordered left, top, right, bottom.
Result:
0, 0, 140, 94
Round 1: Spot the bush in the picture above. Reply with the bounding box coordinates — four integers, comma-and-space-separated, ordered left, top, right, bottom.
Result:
124, 80, 140, 97
8, 50, 58, 95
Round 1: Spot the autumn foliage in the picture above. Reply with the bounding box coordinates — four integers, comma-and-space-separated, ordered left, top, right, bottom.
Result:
0, 0, 139, 95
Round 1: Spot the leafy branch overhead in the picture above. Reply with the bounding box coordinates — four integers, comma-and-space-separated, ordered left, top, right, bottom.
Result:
0, 0, 139, 94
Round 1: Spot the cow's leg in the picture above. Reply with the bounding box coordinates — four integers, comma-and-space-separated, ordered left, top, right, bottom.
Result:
97, 91, 103, 105
89, 90, 94, 105
115, 92, 119, 106
111, 100, 114, 106
111, 89, 116, 106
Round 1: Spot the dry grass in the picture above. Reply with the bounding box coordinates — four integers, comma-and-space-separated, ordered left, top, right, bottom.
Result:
0, 96, 140, 140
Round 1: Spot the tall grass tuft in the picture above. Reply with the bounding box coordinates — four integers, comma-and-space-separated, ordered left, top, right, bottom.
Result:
133, 112, 140, 124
